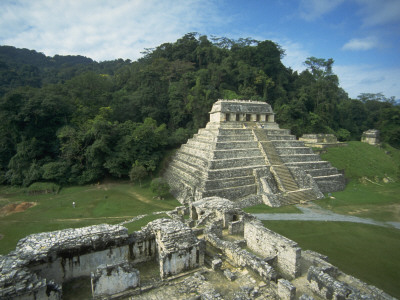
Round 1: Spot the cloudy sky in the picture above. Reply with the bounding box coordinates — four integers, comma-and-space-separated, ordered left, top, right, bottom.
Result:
1, 0, 400, 99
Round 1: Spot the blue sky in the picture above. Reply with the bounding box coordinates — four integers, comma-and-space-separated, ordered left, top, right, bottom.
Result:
1, 0, 399, 99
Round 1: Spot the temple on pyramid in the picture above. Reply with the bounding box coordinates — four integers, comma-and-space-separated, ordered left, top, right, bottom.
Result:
164, 100, 345, 207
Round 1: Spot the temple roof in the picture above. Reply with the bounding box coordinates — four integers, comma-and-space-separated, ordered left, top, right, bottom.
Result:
210, 99, 273, 114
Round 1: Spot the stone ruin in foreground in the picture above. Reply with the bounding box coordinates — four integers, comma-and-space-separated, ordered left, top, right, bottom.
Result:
2, 100, 391, 299
164, 100, 345, 207
1, 198, 396, 299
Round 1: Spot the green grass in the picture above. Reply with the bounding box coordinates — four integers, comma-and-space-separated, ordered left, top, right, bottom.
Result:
0, 180, 180, 254
320, 141, 400, 181
262, 221, 400, 298
124, 213, 170, 233
243, 203, 301, 214
315, 181, 400, 222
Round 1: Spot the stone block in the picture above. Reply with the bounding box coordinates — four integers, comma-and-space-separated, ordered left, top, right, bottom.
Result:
223, 268, 236, 281
278, 278, 296, 300
211, 258, 223, 270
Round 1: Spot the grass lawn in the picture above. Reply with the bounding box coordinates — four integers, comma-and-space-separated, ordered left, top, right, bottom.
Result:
0, 179, 180, 254
320, 141, 399, 180
316, 141, 400, 222
315, 181, 400, 222
262, 220, 400, 298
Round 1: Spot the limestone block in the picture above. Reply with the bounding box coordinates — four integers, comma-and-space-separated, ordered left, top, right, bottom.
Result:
223, 268, 236, 281
228, 220, 244, 235
211, 258, 223, 270
91, 262, 139, 297
278, 278, 296, 300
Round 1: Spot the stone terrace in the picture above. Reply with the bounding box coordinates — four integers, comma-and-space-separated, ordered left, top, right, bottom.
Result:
164, 99, 345, 207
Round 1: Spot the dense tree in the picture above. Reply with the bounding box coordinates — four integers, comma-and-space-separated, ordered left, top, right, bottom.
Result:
0, 35, 399, 186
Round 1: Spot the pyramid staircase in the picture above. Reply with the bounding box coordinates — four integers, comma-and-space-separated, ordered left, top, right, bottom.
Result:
164, 121, 345, 207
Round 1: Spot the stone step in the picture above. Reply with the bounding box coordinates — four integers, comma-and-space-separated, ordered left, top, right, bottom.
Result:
272, 166, 299, 191
181, 144, 213, 160
280, 189, 317, 205
164, 164, 204, 188
264, 129, 291, 135
201, 184, 257, 200
213, 148, 262, 159
265, 135, 296, 141
209, 156, 266, 169
215, 135, 255, 142
169, 158, 206, 177
286, 161, 332, 170
196, 129, 216, 137
305, 168, 341, 177
206, 122, 243, 129
175, 152, 209, 169
215, 128, 255, 135
214, 141, 259, 150
275, 147, 314, 155
207, 166, 267, 180
193, 134, 216, 143
186, 139, 215, 151
313, 174, 346, 193
203, 176, 255, 190
280, 154, 321, 163
272, 140, 307, 148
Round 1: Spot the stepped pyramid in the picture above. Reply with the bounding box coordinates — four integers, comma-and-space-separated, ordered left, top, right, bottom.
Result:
164, 100, 345, 207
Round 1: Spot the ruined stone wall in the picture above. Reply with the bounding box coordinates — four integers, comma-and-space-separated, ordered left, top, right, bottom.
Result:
160, 245, 204, 278
244, 220, 301, 279
91, 262, 140, 298
31, 245, 131, 283
205, 230, 277, 281
28, 228, 156, 284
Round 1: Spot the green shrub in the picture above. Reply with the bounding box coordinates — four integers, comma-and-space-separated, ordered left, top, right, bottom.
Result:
27, 182, 60, 195
150, 177, 170, 198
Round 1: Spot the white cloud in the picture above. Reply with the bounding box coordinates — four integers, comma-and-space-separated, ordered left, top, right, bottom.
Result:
299, 0, 345, 21
279, 39, 311, 72
355, 0, 400, 27
342, 36, 379, 51
334, 64, 400, 99
0, 0, 221, 61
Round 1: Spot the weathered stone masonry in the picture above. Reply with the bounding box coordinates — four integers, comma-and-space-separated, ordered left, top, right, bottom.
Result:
164, 99, 345, 207
1, 198, 397, 299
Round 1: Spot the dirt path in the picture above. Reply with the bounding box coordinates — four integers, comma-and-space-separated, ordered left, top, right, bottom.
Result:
129, 190, 173, 210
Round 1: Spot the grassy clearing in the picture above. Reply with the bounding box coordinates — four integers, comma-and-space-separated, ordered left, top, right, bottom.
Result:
315, 141, 400, 222
0, 179, 180, 254
320, 141, 399, 180
315, 181, 400, 222
262, 220, 400, 298
243, 203, 301, 214
124, 213, 170, 233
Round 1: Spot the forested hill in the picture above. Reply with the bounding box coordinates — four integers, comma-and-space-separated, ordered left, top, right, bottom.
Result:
0, 33, 399, 186
0, 45, 131, 95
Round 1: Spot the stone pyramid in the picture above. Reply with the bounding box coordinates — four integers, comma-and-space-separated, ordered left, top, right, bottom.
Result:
164, 100, 345, 207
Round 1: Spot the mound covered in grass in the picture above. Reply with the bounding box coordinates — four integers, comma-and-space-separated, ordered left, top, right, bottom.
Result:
320, 141, 400, 181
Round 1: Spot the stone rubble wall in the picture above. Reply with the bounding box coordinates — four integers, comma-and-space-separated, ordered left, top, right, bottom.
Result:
204, 230, 278, 282
0, 256, 62, 300
146, 218, 205, 279
244, 220, 301, 279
